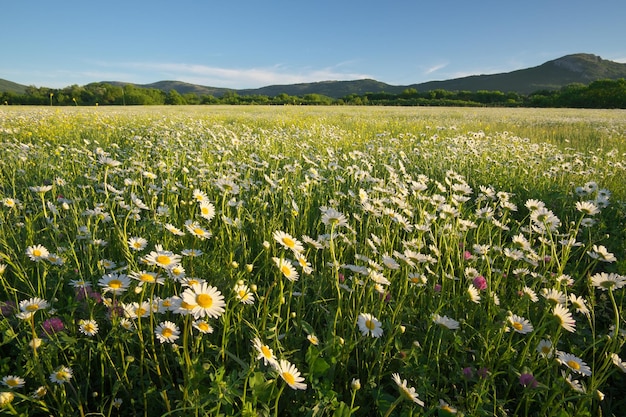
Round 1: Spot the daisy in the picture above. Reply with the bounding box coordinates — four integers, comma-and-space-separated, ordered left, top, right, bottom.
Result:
275, 359, 307, 390
557, 351, 592, 376
272, 257, 299, 281
392, 373, 424, 406
164, 223, 185, 236
294, 252, 313, 274
234, 283, 255, 305
321, 207, 349, 228
26, 244, 49, 262
563, 371, 586, 393
537, 339, 553, 358
541, 288, 566, 305
192, 189, 209, 203
553, 304, 576, 333
192, 320, 214, 334
184, 220, 212, 240
590, 272, 626, 291
568, 294, 590, 316
507, 314, 533, 334
307, 334, 320, 345
154, 321, 180, 344
78, 319, 99, 336
1, 375, 25, 389
357, 313, 383, 338
129, 270, 164, 286
610, 353, 626, 373
273, 230, 304, 253
46, 253, 64, 266
432, 314, 460, 330
199, 201, 216, 221
122, 301, 152, 319
181, 249, 204, 257
587, 245, 617, 263
49, 366, 73, 384
128, 236, 148, 251
575, 201, 600, 216
180, 283, 226, 319
19, 297, 49, 313
467, 284, 481, 304
144, 245, 182, 269
252, 337, 277, 366
167, 264, 186, 281
98, 273, 131, 295
2, 197, 21, 208
522, 286, 539, 302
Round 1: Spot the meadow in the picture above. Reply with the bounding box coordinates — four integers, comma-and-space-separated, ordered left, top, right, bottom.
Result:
0, 105, 625, 416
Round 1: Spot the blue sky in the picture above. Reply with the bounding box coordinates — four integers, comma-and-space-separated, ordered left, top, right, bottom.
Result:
3, 0, 625, 89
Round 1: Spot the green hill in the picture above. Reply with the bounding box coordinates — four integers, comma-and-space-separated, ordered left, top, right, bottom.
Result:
0, 78, 28, 94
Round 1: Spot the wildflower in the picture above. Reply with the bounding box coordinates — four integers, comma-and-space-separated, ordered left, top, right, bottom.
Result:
273, 230, 304, 253
590, 272, 626, 291
439, 399, 457, 415
537, 339, 553, 358
610, 353, 626, 373
587, 245, 617, 263
519, 373, 538, 388
122, 301, 152, 319
31, 386, 47, 399
164, 223, 185, 236
29, 185, 53, 194
129, 270, 164, 286
432, 314, 460, 330
192, 189, 208, 203
542, 288, 566, 305
563, 371, 586, 393
26, 244, 49, 262
98, 259, 116, 270
78, 319, 99, 336
557, 351, 592, 376
154, 321, 180, 344
49, 366, 73, 384
0, 391, 15, 407
192, 320, 214, 334
357, 313, 383, 338
272, 257, 299, 281
2, 197, 20, 209
307, 334, 319, 345
180, 283, 225, 319
128, 236, 148, 251
234, 283, 255, 305
507, 314, 533, 334
184, 220, 212, 240
294, 252, 313, 274
41, 317, 64, 335
98, 273, 131, 295
19, 297, 49, 314
472, 276, 487, 290
199, 201, 216, 221
1, 375, 25, 389
276, 359, 307, 390
321, 207, 348, 227
351, 378, 361, 391
568, 294, 590, 316
144, 245, 182, 269
467, 284, 481, 303
521, 286, 539, 302
553, 304, 576, 333
392, 373, 424, 406
525, 199, 545, 211
252, 337, 277, 366
575, 201, 600, 216
29, 338, 43, 350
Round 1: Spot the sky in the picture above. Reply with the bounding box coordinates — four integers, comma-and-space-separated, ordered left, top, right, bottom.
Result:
3, 0, 626, 89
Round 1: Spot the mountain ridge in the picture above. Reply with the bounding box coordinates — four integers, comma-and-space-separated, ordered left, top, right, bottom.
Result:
2, 53, 626, 98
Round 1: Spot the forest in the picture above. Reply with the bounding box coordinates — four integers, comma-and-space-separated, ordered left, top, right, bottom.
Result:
2, 78, 626, 108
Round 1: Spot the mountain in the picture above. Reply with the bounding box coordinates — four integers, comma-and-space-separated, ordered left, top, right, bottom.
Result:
409, 54, 626, 95
0, 78, 28, 94
2, 53, 626, 98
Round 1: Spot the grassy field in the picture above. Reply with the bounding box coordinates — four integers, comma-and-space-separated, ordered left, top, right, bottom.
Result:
0, 105, 625, 416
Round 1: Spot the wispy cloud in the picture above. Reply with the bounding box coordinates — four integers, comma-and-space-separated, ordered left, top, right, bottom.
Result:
96, 61, 373, 88
423, 63, 448, 75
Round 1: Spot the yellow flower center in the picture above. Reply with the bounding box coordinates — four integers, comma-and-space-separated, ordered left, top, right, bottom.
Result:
238, 290, 247, 298
32, 249, 42, 257
282, 372, 296, 385
55, 371, 69, 381
567, 360, 581, 371
196, 293, 213, 309
155, 255, 171, 265
180, 301, 194, 310
197, 322, 210, 332
5, 379, 20, 387
26, 304, 40, 312
161, 328, 173, 338
109, 279, 122, 289
280, 265, 291, 276
140, 273, 155, 282
194, 228, 205, 235
261, 345, 272, 358
282, 237, 295, 248
201, 207, 210, 215
365, 319, 376, 330
136, 307, 147, 316
512, 321, 523, 331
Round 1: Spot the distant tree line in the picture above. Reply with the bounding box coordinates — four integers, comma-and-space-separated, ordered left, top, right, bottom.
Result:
2, 79, 626, 108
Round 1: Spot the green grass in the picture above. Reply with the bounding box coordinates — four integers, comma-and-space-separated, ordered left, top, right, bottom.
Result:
0, 106, 625, 416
